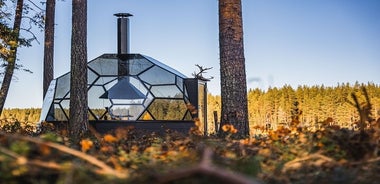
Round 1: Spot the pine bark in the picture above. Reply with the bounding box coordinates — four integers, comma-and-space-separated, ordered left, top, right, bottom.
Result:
69, 0, 88, 142
0, 0, 24, 115
218, 0, 249, 136
43, 0, 56, 98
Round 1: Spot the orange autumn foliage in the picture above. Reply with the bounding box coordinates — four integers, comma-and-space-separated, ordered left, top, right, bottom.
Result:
103, 134, 118, 143
80, 139, 93, 152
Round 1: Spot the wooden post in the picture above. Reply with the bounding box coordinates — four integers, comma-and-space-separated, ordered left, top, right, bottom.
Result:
213, 111, 219, 134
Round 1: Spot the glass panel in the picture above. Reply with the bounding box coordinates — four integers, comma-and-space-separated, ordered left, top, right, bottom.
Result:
55, 73, 70, 99
176, 76, 184, 92
88, 86, 111, 116
139, 66, 175, 85
129, 76, 148, 95
143, 82, 151, 90
111, 99, 144, 105
88, 110, 97, 120
143, 93, 154, 108
139, 111, 154, 120
184, 110, 193, 120
88, 57, 118, 75
109, 105, 144, 121
142, 55, 187, 78
40, 80, 56, 122
184, 85, 189, 98
184, 97, 190, 104
60, 100, 70, 119
96, 77, 117, 86
148, 99, 187, 120
104, 79, 118, 91
105, 77, 147, 101
151, 85, 183, 98
88, 69, 99, 86
54, 104, 67, 121
45, 105, 55, 121
129, 57, 154, 75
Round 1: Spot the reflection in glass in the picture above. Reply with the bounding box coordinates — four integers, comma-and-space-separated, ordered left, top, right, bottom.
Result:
88, 57, 118, 75
139, 66, 175, 85
139, 111, 154, 120
104, 79, 118, 91
109, 105, 144, 121
60, 100, 70, 120
88, 69, 99, 86
40, 80, 56, 122
88, 86, 112, 119
176, 76, 184, 92
55, 73, 70, 99
151, 85, 183, 98
184, 111, 192, 121
129, 57, 153, 75
143, 93, 154, 107
54, 104, 67, 121
111, 99, 144, 105
95, 77, 117, 86
142, 55, 187, 78
40, 53, 205, 125
148, 99, 188, 120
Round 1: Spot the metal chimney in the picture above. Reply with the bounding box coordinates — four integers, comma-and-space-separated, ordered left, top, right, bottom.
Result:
114, 13, 133, 56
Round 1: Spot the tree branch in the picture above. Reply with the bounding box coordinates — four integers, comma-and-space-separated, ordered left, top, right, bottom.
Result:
26, 0, 44, 11
156, 148, 262, 184
192, 64, 214, 81
0, 131, 128, 178
0, 146, 63, 170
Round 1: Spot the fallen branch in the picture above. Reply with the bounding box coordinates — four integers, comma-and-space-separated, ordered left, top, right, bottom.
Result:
0, 146, 63, 170
282, 152, 337, 172
350, 156, 380, 166
156, 147, 262, 184
0, 131, 128, 178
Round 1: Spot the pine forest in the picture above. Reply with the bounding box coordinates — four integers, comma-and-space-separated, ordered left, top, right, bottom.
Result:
1, 82, 379, 135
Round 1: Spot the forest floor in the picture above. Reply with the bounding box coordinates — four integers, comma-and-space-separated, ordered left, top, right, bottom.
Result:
0, 121, 380, 184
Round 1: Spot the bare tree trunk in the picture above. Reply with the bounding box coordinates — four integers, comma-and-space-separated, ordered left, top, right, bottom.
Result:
69, 0, 88, 143
218, 0, 249, 137
0, 0, 24, 115
43, 0, 56, 98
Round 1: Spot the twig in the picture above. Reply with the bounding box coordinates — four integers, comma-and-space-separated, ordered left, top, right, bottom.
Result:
282, 152, 336, 172
350, 157, 380, 166
0, 131, 128, 178
0, 146, 63, 170
26, 0, 44, 11
28, 159, 64, 170
156, 147, 262, 184
192, 64, 214, 81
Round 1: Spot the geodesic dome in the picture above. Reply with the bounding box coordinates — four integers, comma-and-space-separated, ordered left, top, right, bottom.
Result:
40, 53, 207, 123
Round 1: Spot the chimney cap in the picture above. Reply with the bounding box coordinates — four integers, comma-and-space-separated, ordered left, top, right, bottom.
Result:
114, 13, 133, 18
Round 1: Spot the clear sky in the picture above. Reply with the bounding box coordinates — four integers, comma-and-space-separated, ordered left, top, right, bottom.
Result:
4, 0, 380, 108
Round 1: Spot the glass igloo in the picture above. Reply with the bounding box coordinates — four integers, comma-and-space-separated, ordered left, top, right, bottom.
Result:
40, 54, 207, 133
40, 13, 207, 133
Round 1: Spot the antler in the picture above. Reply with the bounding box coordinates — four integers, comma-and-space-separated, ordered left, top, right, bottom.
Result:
192, 64, 214, 81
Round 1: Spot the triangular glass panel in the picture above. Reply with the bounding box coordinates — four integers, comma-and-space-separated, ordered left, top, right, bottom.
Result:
139, 111, 154, 120
100, 77, 146, 100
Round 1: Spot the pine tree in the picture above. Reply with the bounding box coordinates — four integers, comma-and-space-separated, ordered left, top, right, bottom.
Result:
218, 0, 249, 137
43, 0, 56, 98
69, 0, 88, 143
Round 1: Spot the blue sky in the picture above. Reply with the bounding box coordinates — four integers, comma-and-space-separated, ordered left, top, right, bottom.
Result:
4, 0, 380, 108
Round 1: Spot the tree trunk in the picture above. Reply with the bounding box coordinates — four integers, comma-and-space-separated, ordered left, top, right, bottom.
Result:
218, 0, 249, 137
43, 0, 56, 98
69, 0, 88, 143
0, 0, 24, 115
